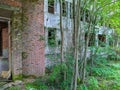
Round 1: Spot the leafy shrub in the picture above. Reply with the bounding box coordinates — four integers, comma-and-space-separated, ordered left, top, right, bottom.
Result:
87, 77, 99, 90
107, 47, 120, 60
92, 67, 115, 78
8, 86, 21, 90
77, 84, 88, 90
25, 79, 48, 90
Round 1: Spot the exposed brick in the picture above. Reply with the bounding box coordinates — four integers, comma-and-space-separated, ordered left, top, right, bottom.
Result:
2, 28, 8, 49
22, 0, 45, 77
0, 0, 45, 78
0, 0, 22, 7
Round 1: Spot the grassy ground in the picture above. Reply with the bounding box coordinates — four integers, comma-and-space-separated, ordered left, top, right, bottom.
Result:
3, 60, 120, 90
87, 60, 120, 90
99, 61, 120, 90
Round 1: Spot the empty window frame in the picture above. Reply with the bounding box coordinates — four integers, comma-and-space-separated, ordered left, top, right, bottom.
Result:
48, 28, 56, 46
70, 3, 73, 18
62, 0, 67, 16
98, 34, 106, 47
48, 0, 54, 14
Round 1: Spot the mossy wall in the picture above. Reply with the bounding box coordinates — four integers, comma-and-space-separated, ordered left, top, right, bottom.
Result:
0, 0, 45, 80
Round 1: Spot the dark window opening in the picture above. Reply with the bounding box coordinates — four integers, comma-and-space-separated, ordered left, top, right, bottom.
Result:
48, 28, 56, 47
58, 40, 61, 45
62, 1, 67, 16
0, 22, 8, 56
98, 34, 106, 47
70, 3, 73, 18
0, 30, 2, 56
0, 21, 10, 81
48, 0, 54, 14
85, 33, 95, 46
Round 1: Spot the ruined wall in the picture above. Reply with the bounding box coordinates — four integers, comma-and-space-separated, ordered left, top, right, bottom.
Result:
0, 0, 45, 78
22, 0, 45, 76
0, 0, 22, 80
44, 0, 73, 55
0, 0, 21, 7
2, 28, 9, 58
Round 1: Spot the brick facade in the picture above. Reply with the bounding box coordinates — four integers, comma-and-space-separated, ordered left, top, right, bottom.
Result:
0, 0, 45, 78
22, 0, 45, 76
0, 0, 21, 7
2, 28, 8, 49
2, 28, 9, 58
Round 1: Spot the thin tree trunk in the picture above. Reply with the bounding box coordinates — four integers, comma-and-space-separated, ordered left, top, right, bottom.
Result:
59, 0, 64, 63
73, 0, 81, 89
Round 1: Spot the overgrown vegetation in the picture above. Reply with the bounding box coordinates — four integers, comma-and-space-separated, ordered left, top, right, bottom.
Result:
6, 0, 120, 90
23, 46, 120, 90
25, 0, 120, 90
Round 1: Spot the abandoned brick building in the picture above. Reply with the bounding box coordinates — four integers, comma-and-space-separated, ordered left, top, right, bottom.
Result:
0, 0, 45, 80
0, 0, 113, 80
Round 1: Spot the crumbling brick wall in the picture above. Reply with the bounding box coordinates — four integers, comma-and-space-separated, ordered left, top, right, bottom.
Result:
0, 0, 45, 78
2, 28, 9, 58
22, 0, 45, 77
0, 0, 21, 7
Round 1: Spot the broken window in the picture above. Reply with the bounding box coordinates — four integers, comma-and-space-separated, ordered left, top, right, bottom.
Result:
57, 40, 61, 46
98, 34, 106, 47
48, 0, 54, 14
62, 0, 67, 16
0, 22, 8, 56
0, 29, 2, 56
85, 33, 95, 46
70, 3, 73, 18
48, 28, 56, 47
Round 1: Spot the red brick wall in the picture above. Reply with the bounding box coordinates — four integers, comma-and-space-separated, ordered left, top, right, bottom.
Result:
0, 0, 45, 78
2, 28, 8, 49
0, 0, 21, 7
22, 0, 45, 76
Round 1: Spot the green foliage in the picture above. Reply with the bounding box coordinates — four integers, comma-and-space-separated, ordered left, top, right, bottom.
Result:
48, 0, 54, 4
87, 77, 99, 90
77, 84, 88, 90
26, 53, 74, 90
106, 47, 120, 60
47, 62, 73, 89
25, 79, 48, 90
48, 28, 56, 47
48, 64, 61, 83
39, 35, 45, 41
110, 63, 120, 70
22, 52, 28, 59
92, 67, 115, 77
8, 86, 21, 90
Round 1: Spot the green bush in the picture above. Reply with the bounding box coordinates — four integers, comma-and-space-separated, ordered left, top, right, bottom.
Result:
8, 86, 21, 90
87, 77, 99, 90
25, 79, 48, 90
77, 84, 88, 90
92, 67, 115, 77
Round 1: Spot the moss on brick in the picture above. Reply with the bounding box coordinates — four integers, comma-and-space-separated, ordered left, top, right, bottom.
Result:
22, 74, 37, 79
12, 74, 23, 80
0, 4, 20, 11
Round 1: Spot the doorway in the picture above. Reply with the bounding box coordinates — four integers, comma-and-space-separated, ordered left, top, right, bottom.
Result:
0, 21, 10, 80
0, 8, 12, 81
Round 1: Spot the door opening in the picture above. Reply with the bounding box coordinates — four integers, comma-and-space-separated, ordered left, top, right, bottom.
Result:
0, 21, 11, 81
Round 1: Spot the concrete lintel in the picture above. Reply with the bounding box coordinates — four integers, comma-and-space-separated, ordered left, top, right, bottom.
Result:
0, 4, 20, 11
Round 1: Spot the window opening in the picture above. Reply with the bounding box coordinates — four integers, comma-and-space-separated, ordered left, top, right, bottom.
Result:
48, 28, 56, 47
98, 34, 106, 47
48, 0, 54, 14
